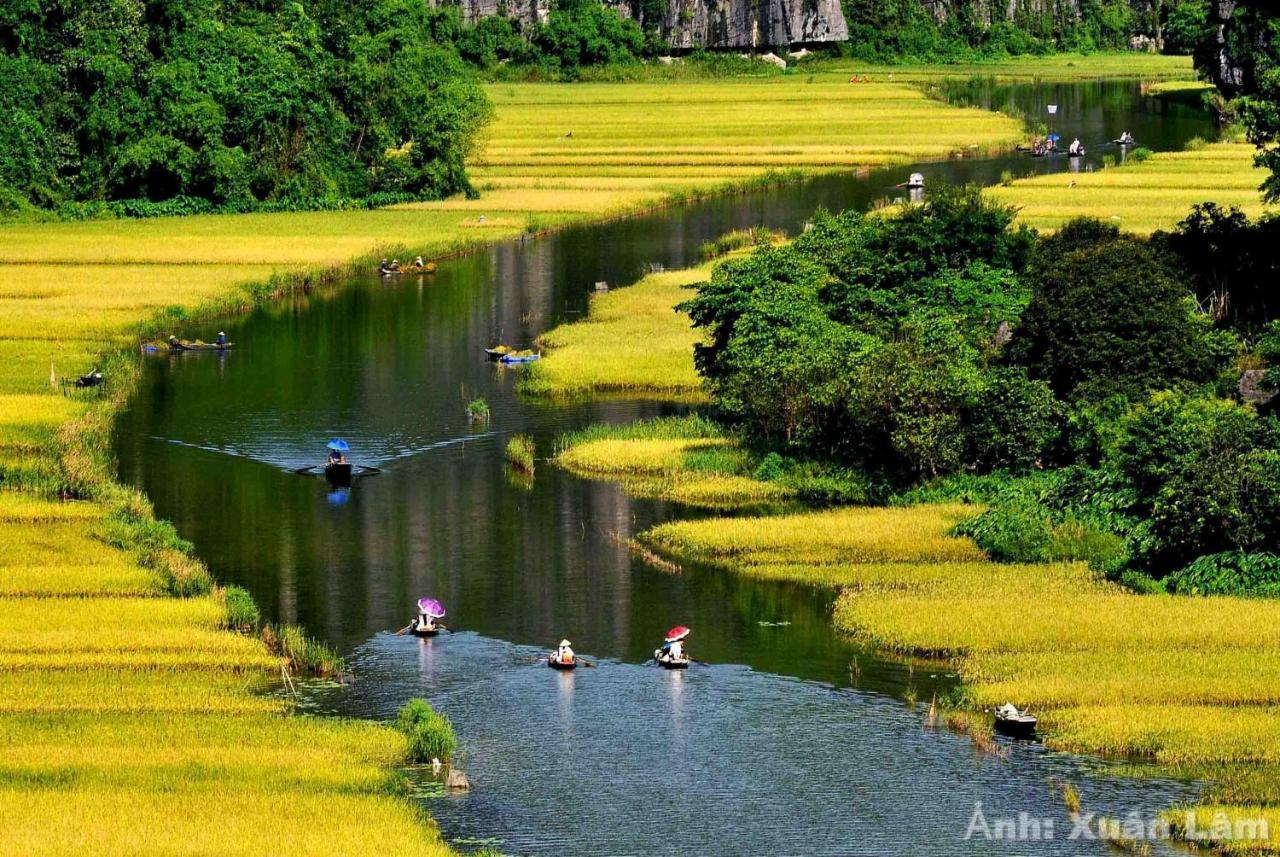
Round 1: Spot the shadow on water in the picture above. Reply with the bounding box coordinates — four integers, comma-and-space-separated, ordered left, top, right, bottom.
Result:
114, 80, 1211, 855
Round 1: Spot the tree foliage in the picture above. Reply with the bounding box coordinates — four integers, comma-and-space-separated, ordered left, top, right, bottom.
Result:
0, 0, 491, 214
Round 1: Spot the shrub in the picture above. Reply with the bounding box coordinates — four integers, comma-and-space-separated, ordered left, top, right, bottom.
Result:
956, 502, 1054, 562
396, 698, 458, 763
222, 586, 261, 632
753, 452, 786, 481
1168, 552, 1280, 597
467, 397, 490, 422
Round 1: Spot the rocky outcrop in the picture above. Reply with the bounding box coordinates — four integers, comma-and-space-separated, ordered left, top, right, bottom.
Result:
446, 0, 848, 48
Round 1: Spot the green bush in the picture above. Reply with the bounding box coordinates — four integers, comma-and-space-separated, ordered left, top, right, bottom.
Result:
396, 698, 458, 763
222, 586, 261, 632
956, 502, 1054, 561
1168, 552, 1280, 597
753, 452, 787, 482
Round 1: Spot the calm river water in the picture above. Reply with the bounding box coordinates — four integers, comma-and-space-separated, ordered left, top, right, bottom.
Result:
115, 80, 1213, 855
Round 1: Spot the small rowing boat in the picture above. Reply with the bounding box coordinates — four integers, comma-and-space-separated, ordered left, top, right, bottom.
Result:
142, 339, 235, 353
499, 352, 540, 365
548, 655, 577, 671
654, 650, 690, 669
411, 622, 440, 638
324, 462, 353, 486
994, 703, 1037, 739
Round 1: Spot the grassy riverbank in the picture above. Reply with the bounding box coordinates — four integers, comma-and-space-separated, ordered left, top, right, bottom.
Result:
640, 505, 1280, 852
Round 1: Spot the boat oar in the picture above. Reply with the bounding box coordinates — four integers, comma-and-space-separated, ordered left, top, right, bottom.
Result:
394, 624, 412, 635
576, 659, 597, 668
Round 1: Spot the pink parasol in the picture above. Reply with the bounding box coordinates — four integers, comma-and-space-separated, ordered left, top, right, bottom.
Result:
664, 626, 690, 643
417, 598, 445, 619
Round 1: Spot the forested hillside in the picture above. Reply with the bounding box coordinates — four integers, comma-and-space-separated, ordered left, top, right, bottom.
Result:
0, 0, 490, 217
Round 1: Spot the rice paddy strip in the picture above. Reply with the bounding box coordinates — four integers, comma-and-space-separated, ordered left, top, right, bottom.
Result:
522, 266, 710, 398
989, 141, 1273, 233
639, 503, 1280, 851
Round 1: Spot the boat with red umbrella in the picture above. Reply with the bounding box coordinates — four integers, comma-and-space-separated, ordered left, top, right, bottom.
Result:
410, 598, 447, 637
654, 625, 691, 669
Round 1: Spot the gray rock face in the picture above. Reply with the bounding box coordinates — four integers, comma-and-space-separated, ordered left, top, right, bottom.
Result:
442, 0, 848, 48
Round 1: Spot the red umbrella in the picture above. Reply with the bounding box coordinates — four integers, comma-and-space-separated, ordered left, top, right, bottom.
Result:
664, 626, 690, 643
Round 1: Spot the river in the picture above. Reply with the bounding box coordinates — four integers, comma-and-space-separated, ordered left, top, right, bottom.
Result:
115, 79, 1212, 856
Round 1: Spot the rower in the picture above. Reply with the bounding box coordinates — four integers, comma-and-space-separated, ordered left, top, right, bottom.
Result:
556, 639, 575, 665
413, 256, 426, 270
1120, 130, 1135, 145
216, 331, 227, 347
390, 259, 402, 273
413, 612, 437, 634
167, 334, 180, 348
327, 447, 346, 466
380, 257, 391, 274
1069, 138, 1081, 155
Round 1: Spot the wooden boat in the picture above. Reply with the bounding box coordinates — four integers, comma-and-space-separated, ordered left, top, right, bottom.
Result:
142, 340, 235, 353
1114, 138, 1136, 146
499, 352, 540, 365
484, 347, 510, 361
74, 371, 104, 388
324, 462, 353, 486
410, 621, 440, 638
1067, 149, 1086, 158
547, 655, 577, 671
993, 703, 1037, 739
654, 649, 690, 670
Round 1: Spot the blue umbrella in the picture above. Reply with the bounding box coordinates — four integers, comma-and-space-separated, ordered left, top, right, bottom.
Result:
1047, 134, 1060, 142
327, 439, 350, 453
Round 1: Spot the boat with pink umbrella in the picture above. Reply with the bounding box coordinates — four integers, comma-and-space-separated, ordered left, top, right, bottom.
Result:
654, 625, 691, 669
410, 597, 447, 637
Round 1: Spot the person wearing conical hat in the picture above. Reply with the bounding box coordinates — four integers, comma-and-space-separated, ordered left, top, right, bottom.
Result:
556, 639, 574, 666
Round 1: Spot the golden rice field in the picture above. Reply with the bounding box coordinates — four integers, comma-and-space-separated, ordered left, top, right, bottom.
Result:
640, 503, 1280, 852
989, 140, 1272, 233
521, 266, 710, 398
0, 493, 454, 855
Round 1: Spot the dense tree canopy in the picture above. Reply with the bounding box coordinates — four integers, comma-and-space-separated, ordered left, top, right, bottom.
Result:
0, 0, 491, 215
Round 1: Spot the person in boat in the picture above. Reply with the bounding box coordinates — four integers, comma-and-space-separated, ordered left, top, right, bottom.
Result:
414, 612, 436, 633
659, 637, 686, 662
413, 256, 426, 270
555, 639, 575, 665
1069, 138, 1082, 155
327, 447, 347, 466
167, 334, 180, 349
216, 331, 227, 347
390, 259, 402, 273
1119, 130, 1135, 145
380, 257, 392, 274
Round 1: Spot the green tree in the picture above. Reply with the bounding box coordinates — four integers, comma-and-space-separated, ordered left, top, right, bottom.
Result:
1008, 219, 1225, 401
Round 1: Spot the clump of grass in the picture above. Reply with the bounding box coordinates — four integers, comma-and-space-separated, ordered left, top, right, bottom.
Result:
262, 624, 344, 677
466, 397, 490, 423
1060, 780, 1081, 814
395, 698, 457, 764
222, 586, 261, 633
505, 434, 535, 473
698, 226, 782, 260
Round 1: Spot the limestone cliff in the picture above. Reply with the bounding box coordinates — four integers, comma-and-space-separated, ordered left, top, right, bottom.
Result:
448, 0, 848, 48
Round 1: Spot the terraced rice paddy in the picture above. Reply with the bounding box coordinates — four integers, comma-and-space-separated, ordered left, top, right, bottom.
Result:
989, 140, 1272, 233
639, 504, 1280, 852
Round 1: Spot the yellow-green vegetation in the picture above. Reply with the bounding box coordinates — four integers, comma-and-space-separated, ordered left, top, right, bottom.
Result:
989, 140, 1272, 233
472, 77, 1023, 212
0, 493, 453, 855
521, 266, 710, 398
641, 503, 1280, 852
555, 417, 791, 508
823, 52, 1193, 83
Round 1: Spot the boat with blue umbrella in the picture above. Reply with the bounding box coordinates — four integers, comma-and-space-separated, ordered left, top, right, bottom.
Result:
325, 439, 352, 485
